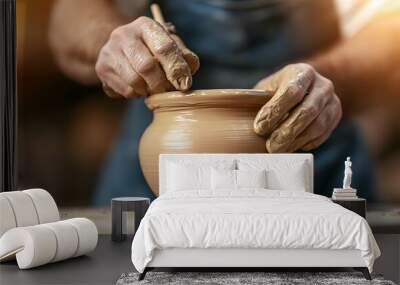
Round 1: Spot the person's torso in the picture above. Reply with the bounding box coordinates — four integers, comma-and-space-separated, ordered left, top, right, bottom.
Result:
94, 0, 375, 205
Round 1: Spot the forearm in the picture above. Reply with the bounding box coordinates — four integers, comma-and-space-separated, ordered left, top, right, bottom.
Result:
309, 14, 400, 114
49, 0, 131, 85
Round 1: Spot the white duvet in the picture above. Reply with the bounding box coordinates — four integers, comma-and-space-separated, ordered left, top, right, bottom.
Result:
131, 190, 380, 273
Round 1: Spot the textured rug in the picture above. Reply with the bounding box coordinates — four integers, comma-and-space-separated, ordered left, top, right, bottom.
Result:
116, 272, 395, 285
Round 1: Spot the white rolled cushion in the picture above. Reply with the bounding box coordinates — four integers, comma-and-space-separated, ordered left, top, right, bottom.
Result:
0, 226, 57, 269
0, 218, 97, 269
23, 189, 59, 223
236, 169, 267, 189
64, 218, 98, 257
1, 192, 39, 227
211, 168, 236, 190
42, 221, 79, 262
0, 196, 17, 237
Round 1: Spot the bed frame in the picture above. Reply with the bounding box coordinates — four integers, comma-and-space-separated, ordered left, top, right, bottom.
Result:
139, 154, 371, 280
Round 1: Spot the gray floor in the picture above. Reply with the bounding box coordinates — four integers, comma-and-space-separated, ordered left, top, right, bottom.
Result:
1, 206, 399, 285
0, 235, 133, 285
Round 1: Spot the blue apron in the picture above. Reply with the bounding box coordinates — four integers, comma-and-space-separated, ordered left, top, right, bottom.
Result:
93, 0, 377, 205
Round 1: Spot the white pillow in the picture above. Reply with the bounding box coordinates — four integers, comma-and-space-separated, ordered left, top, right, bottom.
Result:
236, 169, 267, 189
211, 169, 268, 191
266, 162, 307, 191
166, 160, 236, 192
167, 163, 210, 191
238, 160, 308, 191
211, 169, 236, 190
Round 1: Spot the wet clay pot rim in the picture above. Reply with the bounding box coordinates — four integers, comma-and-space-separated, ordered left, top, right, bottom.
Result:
145, 89, 273, 111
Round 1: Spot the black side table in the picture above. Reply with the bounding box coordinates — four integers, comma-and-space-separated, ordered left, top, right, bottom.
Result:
111, 197, 150, 242
332, 198, 366, 218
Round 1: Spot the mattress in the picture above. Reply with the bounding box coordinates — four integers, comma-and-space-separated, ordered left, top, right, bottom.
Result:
131, 190, 380, 273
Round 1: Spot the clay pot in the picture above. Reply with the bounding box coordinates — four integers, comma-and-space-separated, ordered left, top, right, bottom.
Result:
139, 89, 272, 195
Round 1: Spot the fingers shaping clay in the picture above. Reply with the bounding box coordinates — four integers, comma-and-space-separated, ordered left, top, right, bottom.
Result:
149, 5, 198, 90
142, 20, 192, 91
170, 34, 200, 75
23, 188, 59, 224
0, 218, 98, 269
139, 89, 273, 195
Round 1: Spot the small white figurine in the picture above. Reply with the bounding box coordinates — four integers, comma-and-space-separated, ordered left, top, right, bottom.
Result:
342, 157, 353, 189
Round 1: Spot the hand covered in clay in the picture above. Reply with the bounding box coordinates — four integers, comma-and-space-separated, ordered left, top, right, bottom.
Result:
254, 63, 342, 153
95, 16, 199, 98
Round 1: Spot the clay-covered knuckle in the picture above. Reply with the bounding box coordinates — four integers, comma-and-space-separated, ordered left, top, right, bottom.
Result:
286, 140, 303, 153
332, 94, 342, 112
254, 77, 271, 89
302, 141, 319, 151
147, 80, 168, 94
292, 64, 316, 88
110, 26, 128, 42
151, 39, 192, 89
95, 45, 113, 73
278, 120, 302, 142
336, 102, 343, 125
184, 52, 200, 74
169, 34, 199, 75
312, 117, 327, 136
128, 76, 147, 96
167, 65, 192, 90
95, 60, 106, 79
266, 137, 287, 153
296, 63, 315, 74
118, 84, 135, 98
103, 86, 121, 99
303, 133, 328, 151
134, 16, 154, 28
122, 69, 138, 87
323, 95, 342, 128
299, 105, 319, 121
253, 106, 274, 135
105, 79, 127, 97
331, 96, 343, 128
283, 83, 303, 102
153, 38, 178, 58
135, 56, 158, 75
282, 63, 299, 74
271, 126, 295, 146
320, 78, 335, 95
253, 119, 267, 136
103, 79, 124, 98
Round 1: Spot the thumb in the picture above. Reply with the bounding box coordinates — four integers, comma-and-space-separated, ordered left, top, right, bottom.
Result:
254, 66, 287, 90
254, 77, 273, 89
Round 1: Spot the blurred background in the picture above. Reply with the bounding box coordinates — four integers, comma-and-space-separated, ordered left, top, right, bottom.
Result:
16, 0, 125, 206
16, 0, 400, 206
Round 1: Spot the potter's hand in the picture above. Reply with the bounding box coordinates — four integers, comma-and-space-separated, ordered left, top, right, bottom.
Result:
254, 63, 342, 153
95, 16, 199, 98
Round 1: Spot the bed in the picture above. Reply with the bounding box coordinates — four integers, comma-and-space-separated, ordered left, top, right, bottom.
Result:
131, 154, 380, 280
